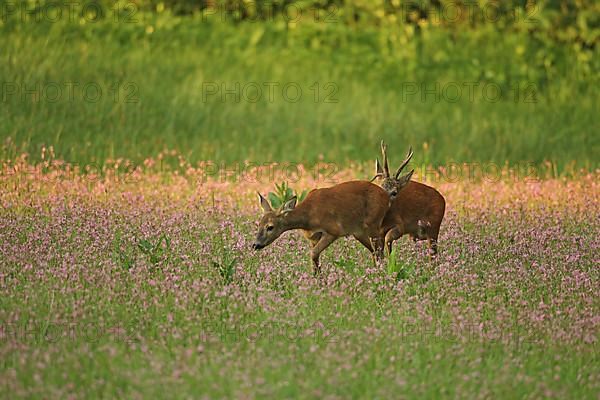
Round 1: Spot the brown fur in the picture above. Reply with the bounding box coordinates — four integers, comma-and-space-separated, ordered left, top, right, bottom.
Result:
380, 180, 446, 254
254, 181, 390, 275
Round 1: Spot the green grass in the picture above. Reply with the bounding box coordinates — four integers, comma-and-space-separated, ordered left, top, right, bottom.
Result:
1, 10, 598, 398
1, 16, 598, 170
2, 200, 598, 398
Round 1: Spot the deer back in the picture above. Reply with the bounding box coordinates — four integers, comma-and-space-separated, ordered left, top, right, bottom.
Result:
298, 180, 390, 237
382, 180, 445, 235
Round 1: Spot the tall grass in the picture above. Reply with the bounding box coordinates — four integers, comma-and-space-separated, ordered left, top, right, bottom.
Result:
1, 15, 598, 169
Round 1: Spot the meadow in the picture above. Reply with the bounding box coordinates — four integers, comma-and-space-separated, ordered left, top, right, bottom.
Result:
1, 1, 599, 398
0, 155, 598, 398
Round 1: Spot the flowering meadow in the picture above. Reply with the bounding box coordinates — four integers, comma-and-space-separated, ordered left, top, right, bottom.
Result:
1, 154, 599, 399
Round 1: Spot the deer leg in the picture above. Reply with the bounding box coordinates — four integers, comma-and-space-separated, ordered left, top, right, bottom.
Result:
427, 226, 440, 256
310, 233, 337, 276
426, 224, 440, 257
362, 207, 388, 264
417, 220, 432, 241
353, 235, 380, 267
310, 240, 319, 249
368, 236, 385, 265
354, 235, 374, 252
428, 230, 439, 256
303, 230, 323, 249
428, 239, 438, 255
384, 227, 402, 256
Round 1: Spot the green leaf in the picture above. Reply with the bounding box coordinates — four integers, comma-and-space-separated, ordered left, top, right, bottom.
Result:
138, 239, 153, 254
285, 187, 293, 200
298, 189, 308, 202
386, 248, 399, 275
268, 192, 282, 208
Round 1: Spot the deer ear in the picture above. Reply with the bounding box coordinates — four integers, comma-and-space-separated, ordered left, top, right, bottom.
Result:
258, 192, 272, 213
396, 169, 414, 189
281, 196, 297, 214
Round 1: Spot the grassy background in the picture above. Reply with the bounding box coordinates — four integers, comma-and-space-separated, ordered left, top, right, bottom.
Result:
1, 11, 598, 170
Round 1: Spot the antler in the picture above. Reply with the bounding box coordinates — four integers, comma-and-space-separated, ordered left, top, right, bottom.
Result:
370, 158, 382, 182
381, 140, 390, 178
395, 146, 413, 179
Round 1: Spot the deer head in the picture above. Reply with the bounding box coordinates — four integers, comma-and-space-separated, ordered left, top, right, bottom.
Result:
253, 193, 297, 250
372, 140, 414, 199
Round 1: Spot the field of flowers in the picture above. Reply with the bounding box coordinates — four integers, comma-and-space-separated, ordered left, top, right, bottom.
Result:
1, 153, 599, 398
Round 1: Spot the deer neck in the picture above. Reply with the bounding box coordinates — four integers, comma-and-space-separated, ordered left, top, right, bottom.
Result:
280, 207, 310, 231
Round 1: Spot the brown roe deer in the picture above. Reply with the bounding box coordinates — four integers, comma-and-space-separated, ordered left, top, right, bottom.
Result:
252, 181, 392, 275
373, 141, 446, 255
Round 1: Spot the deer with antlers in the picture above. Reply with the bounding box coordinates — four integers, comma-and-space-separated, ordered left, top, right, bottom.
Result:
253, 181, 392, 275
373, 141, 446, 255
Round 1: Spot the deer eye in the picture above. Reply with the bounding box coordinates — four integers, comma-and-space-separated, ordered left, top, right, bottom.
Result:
266, 225, 274, 231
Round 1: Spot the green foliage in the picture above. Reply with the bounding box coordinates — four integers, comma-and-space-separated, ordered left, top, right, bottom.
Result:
210, 231, 238, 285
3, 0, 598, 52
137, 233, 171, 267
267, 182, 308, 209
211, 250, 237, 285
386, 248, 415, 282
0, 3, 598, 170
114, 230, 173, 270
212, 258, 236, 285
112, 230, 136, 270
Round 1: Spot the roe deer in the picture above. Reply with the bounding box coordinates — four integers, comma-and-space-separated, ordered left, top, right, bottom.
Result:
253, 181, 391, 275
373, 141, 446, 255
